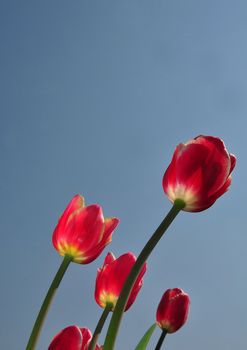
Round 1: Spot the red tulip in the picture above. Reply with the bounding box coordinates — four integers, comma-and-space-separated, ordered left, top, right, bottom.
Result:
95, 252, 147, 311
162, 135, 236, 212
156, 288, 190, 333
52, 195, 119, 264
48, 326, 100, 350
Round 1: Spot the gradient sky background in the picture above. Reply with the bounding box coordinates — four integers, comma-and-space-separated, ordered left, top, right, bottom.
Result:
1, 1, 246, 349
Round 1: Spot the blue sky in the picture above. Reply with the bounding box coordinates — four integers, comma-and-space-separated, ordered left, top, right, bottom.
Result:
1, 1, 246, 349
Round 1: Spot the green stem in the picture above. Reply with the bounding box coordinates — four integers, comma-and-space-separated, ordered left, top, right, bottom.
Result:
103, 200, 185, 350
88, 303, 112, 350
26, 255, 72, 350
154, 330, 167, 350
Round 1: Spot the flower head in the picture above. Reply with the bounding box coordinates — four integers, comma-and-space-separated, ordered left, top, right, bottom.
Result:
163, 135, 236, 212
48, 326, 100, 350
95, 252, 147, 311
156, 288, 190, 333
52, 195, 119, 263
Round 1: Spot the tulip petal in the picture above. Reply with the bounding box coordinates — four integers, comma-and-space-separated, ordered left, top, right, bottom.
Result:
178, 137, 230, 196
48, 325, 82, 350
66, 205, 104, 248
125, 261, 147, 311
102, 217, 120, 244
79, 328, 92, 350
103, 252, 116, 266
52, 195, 85, 247
53, 205, 105, 261
100, 253, 136, 299
80, 218, 120, 264
229, 154, 237, 174
186, 176, 232, 212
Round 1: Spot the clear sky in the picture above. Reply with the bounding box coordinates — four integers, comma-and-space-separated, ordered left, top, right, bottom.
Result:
1, 1, 246, 349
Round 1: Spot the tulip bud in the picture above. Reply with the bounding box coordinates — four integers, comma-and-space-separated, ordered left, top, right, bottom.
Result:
52, 195, 119, 264
95, 252, 147, 311
156, 288, 190, 333
163, 135, 236, 212
48, 326, 100, 350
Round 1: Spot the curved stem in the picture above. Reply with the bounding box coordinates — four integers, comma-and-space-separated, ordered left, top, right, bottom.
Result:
88, 303, 112, 350
26, 255, 72, 350
154, 330, 167, 350
103, 200, 184, 350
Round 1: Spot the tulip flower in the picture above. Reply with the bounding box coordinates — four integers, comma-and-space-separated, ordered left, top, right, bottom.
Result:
48, 326, 100, 350
95, 252, 147, 311
27, 195, 119, 350
162, 135, 236, 212
156, 288, 190, 333
89, 253, 147, 350
52, 194, 120, 264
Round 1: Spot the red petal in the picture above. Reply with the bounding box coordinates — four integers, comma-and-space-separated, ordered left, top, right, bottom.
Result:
102, 218, 120, 244
207, 176, 232, 205
104, 253, 135, 294
103, 252, 116, 266
79, 328, 92, 350
48, 325, 82, 350
186, 176, 232, 212
229, 154, 236, 174
57, 204, 104, 253
125, 261, 147, 310
80, 218, 119, 264
82, 244, 109, 265
181, 136, 230, 195
162, 143, 185, 193
57, 195, 85, 230
52, 195, 84, 249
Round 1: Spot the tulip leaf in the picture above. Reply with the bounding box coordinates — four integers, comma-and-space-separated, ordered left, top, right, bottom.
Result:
134, 323, 156, 350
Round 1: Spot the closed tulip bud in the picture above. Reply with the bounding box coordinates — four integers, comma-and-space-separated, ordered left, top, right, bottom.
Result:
156, 288, 190, 333
52, 195, 119, 264
95, 252, 147, 311
163, 135, 236, 212
48, 326, 100, 350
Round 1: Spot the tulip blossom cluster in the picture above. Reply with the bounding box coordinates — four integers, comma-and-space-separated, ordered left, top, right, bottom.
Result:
26, 135, 236, 350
